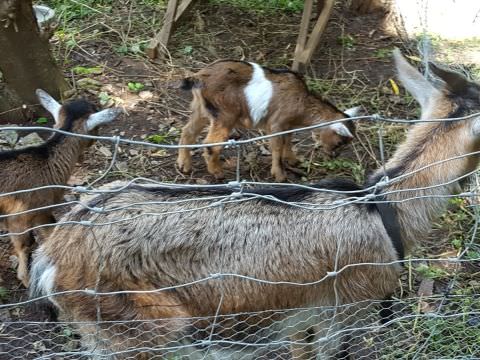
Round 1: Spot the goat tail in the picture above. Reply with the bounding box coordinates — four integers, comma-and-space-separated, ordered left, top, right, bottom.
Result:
30, 247, 59, 309
180, 76, 201, 91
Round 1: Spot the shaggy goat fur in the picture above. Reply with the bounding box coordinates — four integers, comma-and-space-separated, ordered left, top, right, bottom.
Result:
31, 51, 480, 359
177, 60, 358, 182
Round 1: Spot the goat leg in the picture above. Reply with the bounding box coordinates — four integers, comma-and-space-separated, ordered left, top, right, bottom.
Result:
202, 122, 231, 180
7, 216, 35, 287
270, 135, 287, 182
177, 110, 210, 174
282, 134, 299, 166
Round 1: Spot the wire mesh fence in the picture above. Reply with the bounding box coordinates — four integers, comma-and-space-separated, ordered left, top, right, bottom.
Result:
1, 1, 480, 359
1, 295, 480, 359
0, 109, 480, 359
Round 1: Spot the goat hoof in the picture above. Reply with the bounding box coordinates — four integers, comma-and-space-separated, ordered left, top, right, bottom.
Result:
213, 172, 225, 181
18, 273, 29, 288
177, 158, 192, 173
272, 170, 287, 182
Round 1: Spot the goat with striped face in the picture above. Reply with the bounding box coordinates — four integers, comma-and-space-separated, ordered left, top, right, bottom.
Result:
177, 60, 358, 182
30, 53, 480, 359
0, 90, 121, 287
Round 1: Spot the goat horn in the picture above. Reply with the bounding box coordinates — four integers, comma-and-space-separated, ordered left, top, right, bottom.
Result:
36, 89, 61, 124
86, 108, 122, 131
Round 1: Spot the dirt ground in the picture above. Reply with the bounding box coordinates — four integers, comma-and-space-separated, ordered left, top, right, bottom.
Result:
0, 1, 479, 358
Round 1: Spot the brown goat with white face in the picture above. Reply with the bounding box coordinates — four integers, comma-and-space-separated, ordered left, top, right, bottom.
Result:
177, 60, 358, 182
31, 51, 480, 359
0, 90, 121, 287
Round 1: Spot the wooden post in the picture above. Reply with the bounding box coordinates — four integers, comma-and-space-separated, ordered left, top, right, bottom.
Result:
146, 0, 198, 60
292, 0, 313, 72
292, 0, 334, 72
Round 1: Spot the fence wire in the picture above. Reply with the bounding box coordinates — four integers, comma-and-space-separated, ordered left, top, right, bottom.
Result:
1, 109, 480, 359
2, 0, 480, 355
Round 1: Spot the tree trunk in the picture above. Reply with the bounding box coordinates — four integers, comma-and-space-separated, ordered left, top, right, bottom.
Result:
349, 0, 386, 14
0, 0, 69, 124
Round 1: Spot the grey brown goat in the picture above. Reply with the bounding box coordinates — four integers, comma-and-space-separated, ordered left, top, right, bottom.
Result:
177, 60, 359, 181
0, 90, 121, 287
31, 50, 480, 359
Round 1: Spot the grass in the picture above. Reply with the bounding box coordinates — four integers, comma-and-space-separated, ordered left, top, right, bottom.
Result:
375, 291, 480, 359
208, 0, 303, 13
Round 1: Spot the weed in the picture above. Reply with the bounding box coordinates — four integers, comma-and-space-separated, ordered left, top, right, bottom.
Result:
305, 77, 331, 94
35, 117, 48, 125
374, 48, 393, 59
62, 327, 74, 338
415, 264, 450, 279
208, 0, 303, 13
72, 66, 103, 75
310, 158, 365, 183
115, 42, 148, 56
127, 82, 145, 93
98, 92, 111, 106
182, 45, 194, 55
337, 34, 355, 49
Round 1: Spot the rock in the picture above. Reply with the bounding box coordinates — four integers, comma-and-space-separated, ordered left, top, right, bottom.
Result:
16, 132, 44, 148
138, 90, 153, 100
97, 146, 112, 158
115, 161, 128, 172
0, 129, 18, 147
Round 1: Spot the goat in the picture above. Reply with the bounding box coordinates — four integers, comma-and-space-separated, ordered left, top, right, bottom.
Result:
177, 60, 359, 182
31, 50, 480, 359
0, 89, 121, 287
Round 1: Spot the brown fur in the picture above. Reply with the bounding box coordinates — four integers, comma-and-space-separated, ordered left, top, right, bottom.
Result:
177, 60, 355, 181
0, 101, 106, 287
31, 52, 480, 358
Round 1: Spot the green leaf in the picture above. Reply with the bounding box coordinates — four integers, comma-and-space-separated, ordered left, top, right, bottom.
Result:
127, 82, 145, 93
146, 134, 166, 144
72, 66, 103, 75
98, 92, 111, 106
36, 117, 49, 125
182, 45, 193, 55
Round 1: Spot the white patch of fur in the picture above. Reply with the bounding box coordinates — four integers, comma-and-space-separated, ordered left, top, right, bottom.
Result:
329, 123, 353, 138
30, 248, 59, 307
344, 106, 361, 117
472, 115, 480, 136
244, 63, 273, 126
39, 263, 57, 296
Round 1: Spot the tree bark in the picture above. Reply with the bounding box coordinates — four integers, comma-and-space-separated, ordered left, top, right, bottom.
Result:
0, 0, 69, 124
349, 0, 386, 14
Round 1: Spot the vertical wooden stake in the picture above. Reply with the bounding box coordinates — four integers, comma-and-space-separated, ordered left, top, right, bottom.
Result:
292, 0, 334, 72
146, 0, 179, 59
146, 0, 198, 60
292, 0, 313, 71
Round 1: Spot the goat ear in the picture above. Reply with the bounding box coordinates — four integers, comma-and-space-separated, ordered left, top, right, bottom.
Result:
329, 123, 353, 138
36, 89, 61, 123
86, 108, 122, 131
393, 48, 437, 110
344, 106, 361, 117
429, 62, 477, 96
